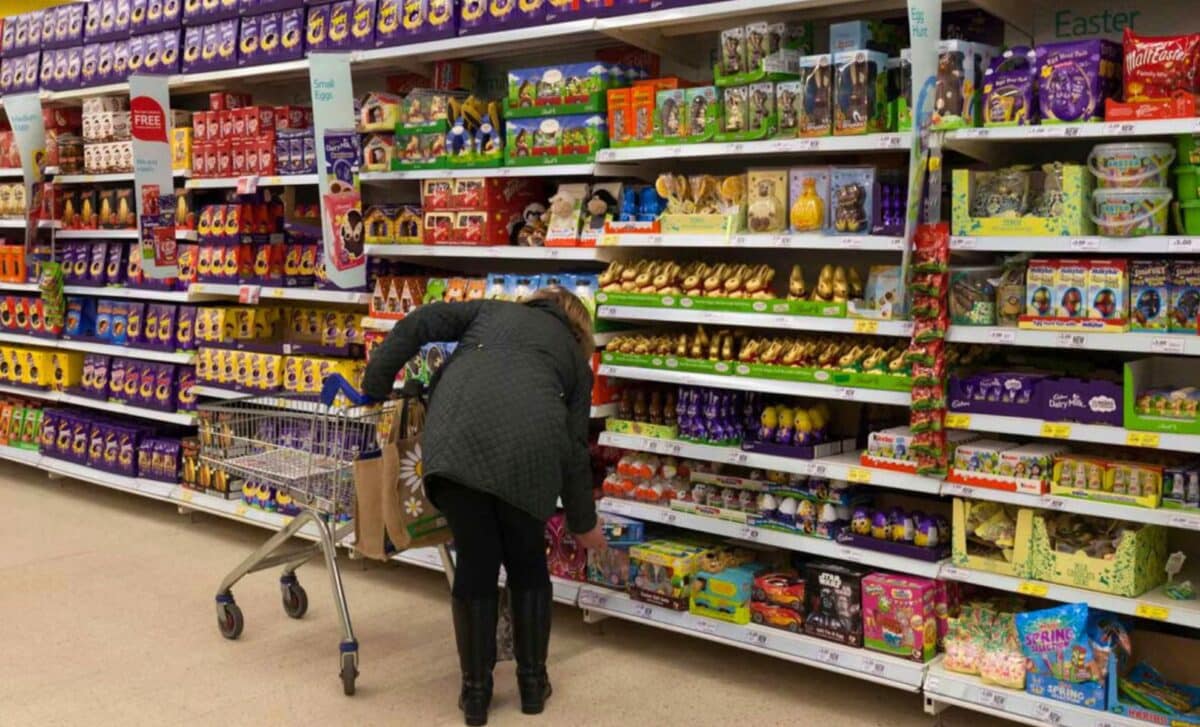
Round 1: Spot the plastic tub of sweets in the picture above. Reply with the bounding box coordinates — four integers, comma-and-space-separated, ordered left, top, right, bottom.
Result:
1178, 134, 1200, 166
1088, 142, 1175, 188
1174, 166, 1199, 202
1090, 188, 1172, 237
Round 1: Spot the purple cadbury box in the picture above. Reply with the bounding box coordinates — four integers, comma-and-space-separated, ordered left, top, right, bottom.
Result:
948, 371, 1049, 418
1041, 377, 1123, 426
1036, 39, 1121, 123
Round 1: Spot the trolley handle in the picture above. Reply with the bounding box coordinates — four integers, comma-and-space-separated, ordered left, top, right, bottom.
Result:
321, 373, 371, 407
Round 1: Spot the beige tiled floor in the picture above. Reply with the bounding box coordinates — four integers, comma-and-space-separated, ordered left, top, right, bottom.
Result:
0, 462, 1008, 726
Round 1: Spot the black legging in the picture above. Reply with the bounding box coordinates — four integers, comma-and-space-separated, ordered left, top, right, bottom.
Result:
426, 476, 550, 599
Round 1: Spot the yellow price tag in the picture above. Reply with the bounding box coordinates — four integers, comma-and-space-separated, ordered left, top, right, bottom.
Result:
847, 467, 872, 484
1126, 432, 1161, 449
179, 489, 194, 503
269, 288, 286, 298
944, 413, 971, 429
1135, 603, 1170, 621
1040, 422, 1072, 439
1017, 581, 1049, 597
852, 319, 879, 334
600, 234, 619, 247
235, 503, 249, 517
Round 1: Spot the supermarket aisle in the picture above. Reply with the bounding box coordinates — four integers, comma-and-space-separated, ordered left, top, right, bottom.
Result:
0, 463, 998, 727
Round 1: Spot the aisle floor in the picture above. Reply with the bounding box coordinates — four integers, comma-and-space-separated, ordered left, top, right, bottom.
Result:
0, 463, 1009, 727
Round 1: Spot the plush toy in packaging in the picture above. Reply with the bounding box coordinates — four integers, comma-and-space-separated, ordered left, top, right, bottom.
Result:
545, 183, 588, 245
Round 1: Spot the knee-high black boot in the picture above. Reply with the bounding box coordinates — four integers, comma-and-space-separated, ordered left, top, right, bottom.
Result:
451, 595, 498, 726
511, 586, 553, 715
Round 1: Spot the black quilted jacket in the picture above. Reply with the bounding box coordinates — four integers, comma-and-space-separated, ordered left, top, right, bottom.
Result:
362, 299, 597, 533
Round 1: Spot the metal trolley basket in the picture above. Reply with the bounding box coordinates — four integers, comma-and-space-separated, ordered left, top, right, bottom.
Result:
199, 375, 454, 696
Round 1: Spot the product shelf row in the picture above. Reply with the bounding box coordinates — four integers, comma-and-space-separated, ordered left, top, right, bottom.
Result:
0, 330, 194, 364
0, 382, 195, 425
0, 282, 370, 304
599, 364, 912, 406
363, 244, 615, 262
600, 233, 908, 250
600, 430, 1200, 532
951, 235, 1200, 253
0, 442, 1179, 723
53, 229, 199, 241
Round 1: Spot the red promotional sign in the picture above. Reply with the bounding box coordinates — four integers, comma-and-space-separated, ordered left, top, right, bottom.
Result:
130, 96, 169, 143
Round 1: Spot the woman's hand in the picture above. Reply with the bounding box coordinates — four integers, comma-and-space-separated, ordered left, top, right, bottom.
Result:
573, 522, 607, 551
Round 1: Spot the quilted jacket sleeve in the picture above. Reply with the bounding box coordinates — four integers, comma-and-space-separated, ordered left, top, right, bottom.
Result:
361, 300, 487, 401
561, 358, 597, 534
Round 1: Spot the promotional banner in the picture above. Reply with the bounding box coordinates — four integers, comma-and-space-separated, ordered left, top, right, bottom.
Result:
904, 0, 942, 241
308, 53, 366, 291
6, 92, 47, 251
130, 74, 179, 280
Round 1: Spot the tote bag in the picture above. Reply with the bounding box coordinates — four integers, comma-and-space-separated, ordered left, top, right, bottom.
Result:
353, 397, 450, 561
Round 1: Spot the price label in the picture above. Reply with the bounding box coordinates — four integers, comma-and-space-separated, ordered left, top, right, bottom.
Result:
835, 387, 857, 401
738, 526, 760, 541
728, 143, 744, 154
1135, 603, 1171, 621
1017, 581, 1049, 597
235, 175, 259, 194
964, 128, 990, 139
726, 451, 749, 466
816, 647, 840, 665
853, 319, 879, 334
730, 234, 749, 247
658, 509, 678, 525
1062, 126, 1081, 138
800, 139, 822, 152
1167, 512, 1200, 530
840, 236, 863, 249
837, 547, 863, 563
860, 656, 887, 675
268, 288, 287, 298
946, 484, 974, 497
940, 566, 965, 580
744, 629, 769, 647
987, 329, 1016, 344
1068, 238, 1099, 251
769, 139, 793, 152
1035, 702, 1063, 724
545, 248, 561, 259
1126, 431, 1161, 449
693, 619, 717, 635
1167, 238, 1200, 253
1044, 498, 1066, 510
238, 285, 262, 304
770, 234, 790, 248
878, 134, 904, 149
944, 413, 972, 429
1040, 422, 1072, 439
810, 463, 828, 478
235, 503, 249, 516
846, 467, 872, 484
952, 236, 977, 250
1055, 333, 1087, 349
579, 591, 608, 608
634, 604, 653, 619
925, 675, 942, 693
645, 234, 664, 246
978, 688, 1007, 708
1150, 336, 1186, 355
598, 306, 617, 318
600, 234, 619, 247
606, 500, 633, 516
178, 489, 194, 503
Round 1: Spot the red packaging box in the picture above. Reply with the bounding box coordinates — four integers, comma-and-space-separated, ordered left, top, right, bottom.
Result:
231, 141, 246, 176
193, 112, 208, 142
218, 110, 233, 141
450, 177, 543, 212
203, 144, 219, 178
244, 140, 259, 175
421, 180, 453, 210
232, 108, 247, 140
210, 93, 252, 111
273, 105, 308, 130
451, 209, 525, 246
423, 211, 455, 244
245, 108, 260, 138
217, 148, 232, 177
204, 112, 219, 142
255, 137, 275, 176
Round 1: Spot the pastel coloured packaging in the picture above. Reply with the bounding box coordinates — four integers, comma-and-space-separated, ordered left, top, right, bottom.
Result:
861, 573, 937, 663
1036, 39, 1122, 124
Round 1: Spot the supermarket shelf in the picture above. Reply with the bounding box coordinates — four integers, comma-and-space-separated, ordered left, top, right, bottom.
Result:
360, 164, 596, 181
947, 412, 1200, 454
596, 134, 910, 163
0, 445, 43, 467
56, 170, 188, 184
44, 61, 314, 103
189, 283, 372, 305
923, 662, 1143, 727
63, 285, 216, 302
0, 219, 27, 229
0, 168, 23, 178
951, 235, 1200, 254
598, 305, 913, 337
948, 118, 1200, 142
592, 330, 622, 346
192, 385, 246, 400
368, 315, 648, 350
599, 498, 945, 578
938, 564, 1200, 629
393, 546, 582, 606
600, 233, 906, 250
0, 383, 194, 424
940, 482, 1200, 532
0, 330, 195, 364
185, 174, 319, 190
590, 403, 617, 418
946, 326, 1200, 356
364, 244, 613, 261
54, 229, 138, 240
599, 431, 943, 495
578, 586, 926, 691
0, 282, 41, 293
598, 364, 912, 406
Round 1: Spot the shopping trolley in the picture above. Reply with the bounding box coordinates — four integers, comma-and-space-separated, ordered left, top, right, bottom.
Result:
200, 374, 456, 696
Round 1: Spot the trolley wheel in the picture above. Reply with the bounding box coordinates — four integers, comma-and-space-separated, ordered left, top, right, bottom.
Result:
281, 582, 308, 619
218, 601, 244, 640
340, 652, 358, 696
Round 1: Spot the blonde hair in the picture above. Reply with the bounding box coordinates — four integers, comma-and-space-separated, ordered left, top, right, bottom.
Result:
527, 286, 595, 360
